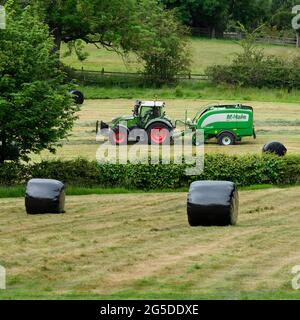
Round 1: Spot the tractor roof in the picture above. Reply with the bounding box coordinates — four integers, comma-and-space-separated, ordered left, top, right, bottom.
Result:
197, 104, 253, 119
139, 101, 165, 108
208, 104, 253, 111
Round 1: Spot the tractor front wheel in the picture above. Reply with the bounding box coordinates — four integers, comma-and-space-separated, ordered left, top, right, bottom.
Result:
147, 123, 172, 145
217, 132, 236, 146
109, 127, 128, 145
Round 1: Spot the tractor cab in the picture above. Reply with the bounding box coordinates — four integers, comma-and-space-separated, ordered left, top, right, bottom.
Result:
133, 101, 165, 126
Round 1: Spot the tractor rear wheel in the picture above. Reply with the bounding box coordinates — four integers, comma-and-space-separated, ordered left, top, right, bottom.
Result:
217, 132, 236, 146
147, 123, 172, 145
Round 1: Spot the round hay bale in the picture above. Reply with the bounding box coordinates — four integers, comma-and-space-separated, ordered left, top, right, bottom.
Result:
25, 179, 65, 215
187, 181, 239, 227
70, 89, 84, 105
262, 141, 287, 157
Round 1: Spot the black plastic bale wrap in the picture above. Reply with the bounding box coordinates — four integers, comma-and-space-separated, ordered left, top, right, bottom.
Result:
25, 179, 65, 214
262, 141, 287, 157
187, 181, 239, 226
70, 90, 84, 105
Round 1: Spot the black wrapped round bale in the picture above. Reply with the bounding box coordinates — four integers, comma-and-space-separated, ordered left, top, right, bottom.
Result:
70, 90, 84, 105
25, 179, 65, 214
262, 141, 287, 157
187, 181, 239, 227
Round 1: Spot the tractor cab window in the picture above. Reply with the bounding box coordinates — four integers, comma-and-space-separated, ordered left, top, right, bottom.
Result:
140, 106, 162, 118
140, 106, 153, 119
153, 106, 161, 117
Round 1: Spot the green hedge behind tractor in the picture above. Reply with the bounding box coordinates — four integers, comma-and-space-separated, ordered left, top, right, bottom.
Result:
96, 101, 256, 146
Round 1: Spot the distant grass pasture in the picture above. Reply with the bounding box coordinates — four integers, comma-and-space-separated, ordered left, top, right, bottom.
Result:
61, 38, 299, 74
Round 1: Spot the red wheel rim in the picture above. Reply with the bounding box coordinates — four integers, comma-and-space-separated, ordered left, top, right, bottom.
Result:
151, 127, 169, 144
114, 130, 126, 144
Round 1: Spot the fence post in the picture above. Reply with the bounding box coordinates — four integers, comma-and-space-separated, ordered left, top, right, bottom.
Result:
81, 66, 85, 82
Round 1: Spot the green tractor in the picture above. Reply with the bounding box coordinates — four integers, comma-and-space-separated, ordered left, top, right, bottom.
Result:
97, 101, 174, 145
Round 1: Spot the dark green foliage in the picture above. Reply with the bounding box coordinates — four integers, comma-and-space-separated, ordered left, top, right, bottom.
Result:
277, 155, 300, 185
161, 0, 271, 33
271, 0, 298, 31
24, 0, 191, 85
0, 154, 298, 189
0, 4, 78, 162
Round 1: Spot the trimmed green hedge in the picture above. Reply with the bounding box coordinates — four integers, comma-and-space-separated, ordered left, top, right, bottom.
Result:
1, 154, 300, 189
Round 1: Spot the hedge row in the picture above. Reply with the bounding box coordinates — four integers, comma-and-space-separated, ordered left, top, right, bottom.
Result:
206, 47, 300, 90
1, 154, 300, 189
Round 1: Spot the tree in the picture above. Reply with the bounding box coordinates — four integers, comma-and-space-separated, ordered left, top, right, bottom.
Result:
270, 0, 300, 47
228, 0, 271, 30
12, 0, 144, 54
271, 0, 295, 31
161, 0, 271, 34
16, 0, 191, 83
135, 1, 190, 84
28, 0, 154, 54
161, 0, 229, 36
0, 3, 78, 162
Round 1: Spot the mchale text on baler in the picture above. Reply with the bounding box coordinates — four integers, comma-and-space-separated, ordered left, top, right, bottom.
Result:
96, 101, 256, 146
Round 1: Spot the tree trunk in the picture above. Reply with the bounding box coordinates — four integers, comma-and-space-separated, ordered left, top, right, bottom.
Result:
296, 31, 300, 48
51, 27, 62, 56
211, 27, 216, 39
0, 133, 6, 164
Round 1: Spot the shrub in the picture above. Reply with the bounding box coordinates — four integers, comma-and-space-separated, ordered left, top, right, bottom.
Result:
0, 154, 297, 189
206, 28, 300, 90
207, 55, 300, 89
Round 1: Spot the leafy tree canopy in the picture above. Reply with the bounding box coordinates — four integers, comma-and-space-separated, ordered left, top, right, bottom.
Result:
0, 2, 78, 162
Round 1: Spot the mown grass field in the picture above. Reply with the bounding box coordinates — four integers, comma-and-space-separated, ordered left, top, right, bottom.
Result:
61, 38, 299, 73
1, 186, 300, 299
31, 98, 300, 161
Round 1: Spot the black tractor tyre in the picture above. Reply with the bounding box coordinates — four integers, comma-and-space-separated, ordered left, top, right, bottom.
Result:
70, 90, 84, 105
217, 132, 236, 146
147, 123, 172, 145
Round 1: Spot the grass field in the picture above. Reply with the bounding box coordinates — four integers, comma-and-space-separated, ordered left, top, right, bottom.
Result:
61, 38, 299, 73
80, 83, 300, 103
1, 186, 300, 299
31, 98, 300, 161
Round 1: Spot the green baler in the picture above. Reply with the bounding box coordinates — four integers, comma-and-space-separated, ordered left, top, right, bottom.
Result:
179, 104, 256, 146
